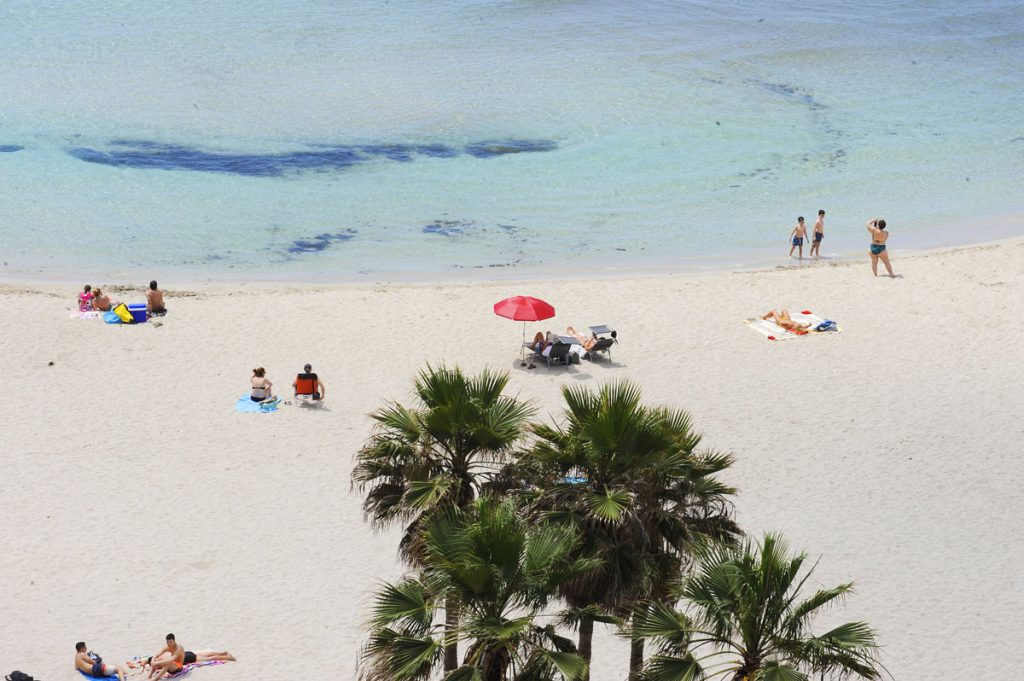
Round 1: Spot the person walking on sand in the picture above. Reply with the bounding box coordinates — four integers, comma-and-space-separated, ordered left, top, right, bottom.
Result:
789, 217, 808, 259
866, 218, 896, 277
146, 280, 166, 315
75, 641, 126, 681
810, 209, 825, 258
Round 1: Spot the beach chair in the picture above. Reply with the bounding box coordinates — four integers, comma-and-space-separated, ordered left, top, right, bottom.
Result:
545, 341, 573, 368
586, 325, 617, 362
294, 372, 324, 407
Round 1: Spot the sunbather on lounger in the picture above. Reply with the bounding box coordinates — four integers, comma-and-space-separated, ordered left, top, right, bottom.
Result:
761, 310, 810, 332
566, 326, 598, 351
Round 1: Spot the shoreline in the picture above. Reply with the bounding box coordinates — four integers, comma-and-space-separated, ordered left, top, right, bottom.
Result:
4, 230, 1023, 293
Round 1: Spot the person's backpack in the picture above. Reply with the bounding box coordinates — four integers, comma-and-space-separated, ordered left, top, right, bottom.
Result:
6, 671, 36, 681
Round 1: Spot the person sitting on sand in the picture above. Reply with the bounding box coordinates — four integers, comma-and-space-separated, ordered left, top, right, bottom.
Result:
78, 285, 95, 311
866, 217, 896, 277
75, 641, 126, 681
761, 309, 811, 332
92, 288, 115, 312
136, 634, 235, 680
251, 367, 273, 402
146, 280, 167, 315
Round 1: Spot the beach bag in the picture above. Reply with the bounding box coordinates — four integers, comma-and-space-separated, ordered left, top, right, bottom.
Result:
6, 671, 36, 681
112, 302, 134, 324
815, 319, 837, 332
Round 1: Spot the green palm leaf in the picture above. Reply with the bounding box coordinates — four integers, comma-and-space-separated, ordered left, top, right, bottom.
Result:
755, 659, 807, 681
370, 579, 434, 631
644, 654, 704, 681
586, 489, 632, 522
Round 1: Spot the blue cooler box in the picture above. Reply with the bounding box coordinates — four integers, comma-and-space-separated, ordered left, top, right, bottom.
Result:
127, 303, 147, 323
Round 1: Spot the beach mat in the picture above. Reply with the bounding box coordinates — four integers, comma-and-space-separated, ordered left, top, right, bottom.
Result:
236, 394, 280, 413
69, 310, 100, 320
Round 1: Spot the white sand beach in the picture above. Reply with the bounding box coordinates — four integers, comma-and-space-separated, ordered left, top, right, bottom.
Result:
1, 239, 1022, 680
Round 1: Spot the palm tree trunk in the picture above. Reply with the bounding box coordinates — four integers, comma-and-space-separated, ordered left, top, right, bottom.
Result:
444, 596, 459, 672
628, 637, 644, 680
578, 616, 594, 681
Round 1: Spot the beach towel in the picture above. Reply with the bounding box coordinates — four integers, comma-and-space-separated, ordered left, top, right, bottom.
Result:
236, 394, 281, 413
79, 660, 225, 680
69, 310, 100, 320
744, 311, 841, 341
103, 311, 122, 324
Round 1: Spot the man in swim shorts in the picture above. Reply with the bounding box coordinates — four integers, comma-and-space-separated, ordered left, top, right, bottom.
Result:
147, 633, 186, 680
146, 280, 167, 315
75, 641, 126, 681
810, 209, 825, 258
788, 217, 808, 259
144, 634, 236, 679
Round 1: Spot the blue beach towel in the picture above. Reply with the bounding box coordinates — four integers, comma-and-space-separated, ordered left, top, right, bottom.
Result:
235, 394, 280, 413
103, 311, 122, 324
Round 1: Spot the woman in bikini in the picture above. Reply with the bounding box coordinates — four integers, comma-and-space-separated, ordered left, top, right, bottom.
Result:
866, 217, 895, 277
761, 310, 811, 332
251, 367, 273, 402
565, 326, 598, 350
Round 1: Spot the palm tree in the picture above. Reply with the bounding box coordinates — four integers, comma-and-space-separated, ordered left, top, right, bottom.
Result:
353, 365, 534, 672
360, 497, 594, 681
631, 533, 888, 681
502, 380, 740, 679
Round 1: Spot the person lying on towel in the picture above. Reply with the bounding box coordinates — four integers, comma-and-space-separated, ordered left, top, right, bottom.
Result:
761, 310, 810, 332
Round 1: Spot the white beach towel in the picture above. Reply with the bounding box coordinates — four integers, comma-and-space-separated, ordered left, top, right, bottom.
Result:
744, 317, 798, 340
745, 311, 842, 341
69, 310, 100, 319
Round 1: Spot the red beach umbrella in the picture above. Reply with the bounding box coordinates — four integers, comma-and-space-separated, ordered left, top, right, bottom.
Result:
493, 296, 556, 364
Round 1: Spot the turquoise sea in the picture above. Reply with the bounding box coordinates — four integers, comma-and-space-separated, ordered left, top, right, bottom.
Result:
1, 1, 1022, 281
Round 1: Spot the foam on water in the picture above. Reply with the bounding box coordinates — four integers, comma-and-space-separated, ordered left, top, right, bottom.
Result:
0, 0, 1022, 281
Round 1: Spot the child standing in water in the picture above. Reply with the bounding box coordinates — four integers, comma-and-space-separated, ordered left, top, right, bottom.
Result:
810, 209, 825, 258
788, 217, 808, 259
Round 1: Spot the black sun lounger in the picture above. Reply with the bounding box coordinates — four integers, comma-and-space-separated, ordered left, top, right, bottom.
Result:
586, 325, 618, 362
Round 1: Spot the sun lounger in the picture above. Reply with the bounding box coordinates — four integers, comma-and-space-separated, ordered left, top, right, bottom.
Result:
586, 325, 617, 361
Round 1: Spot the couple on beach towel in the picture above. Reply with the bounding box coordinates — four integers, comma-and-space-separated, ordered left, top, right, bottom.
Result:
75, 634, 234, 681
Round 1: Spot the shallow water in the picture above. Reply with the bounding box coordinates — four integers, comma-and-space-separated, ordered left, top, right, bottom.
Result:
1, 0, 1022, 281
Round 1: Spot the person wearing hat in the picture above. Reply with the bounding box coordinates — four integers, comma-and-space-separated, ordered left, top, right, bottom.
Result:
293, 363, 326, 401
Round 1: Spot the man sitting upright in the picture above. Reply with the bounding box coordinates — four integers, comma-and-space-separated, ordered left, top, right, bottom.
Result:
75, 641, 125, 681
293, 363, 326, 402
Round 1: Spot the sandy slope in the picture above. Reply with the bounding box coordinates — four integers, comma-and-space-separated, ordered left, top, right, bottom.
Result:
1, 239, 1022, 680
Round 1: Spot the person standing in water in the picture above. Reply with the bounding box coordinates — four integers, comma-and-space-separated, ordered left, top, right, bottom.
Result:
866, 218, 895, 277
789, 217, 808, 259
810, 209, 825, 258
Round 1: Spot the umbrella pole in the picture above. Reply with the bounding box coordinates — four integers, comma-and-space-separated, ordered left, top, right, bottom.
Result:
521, 322, 527, 365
